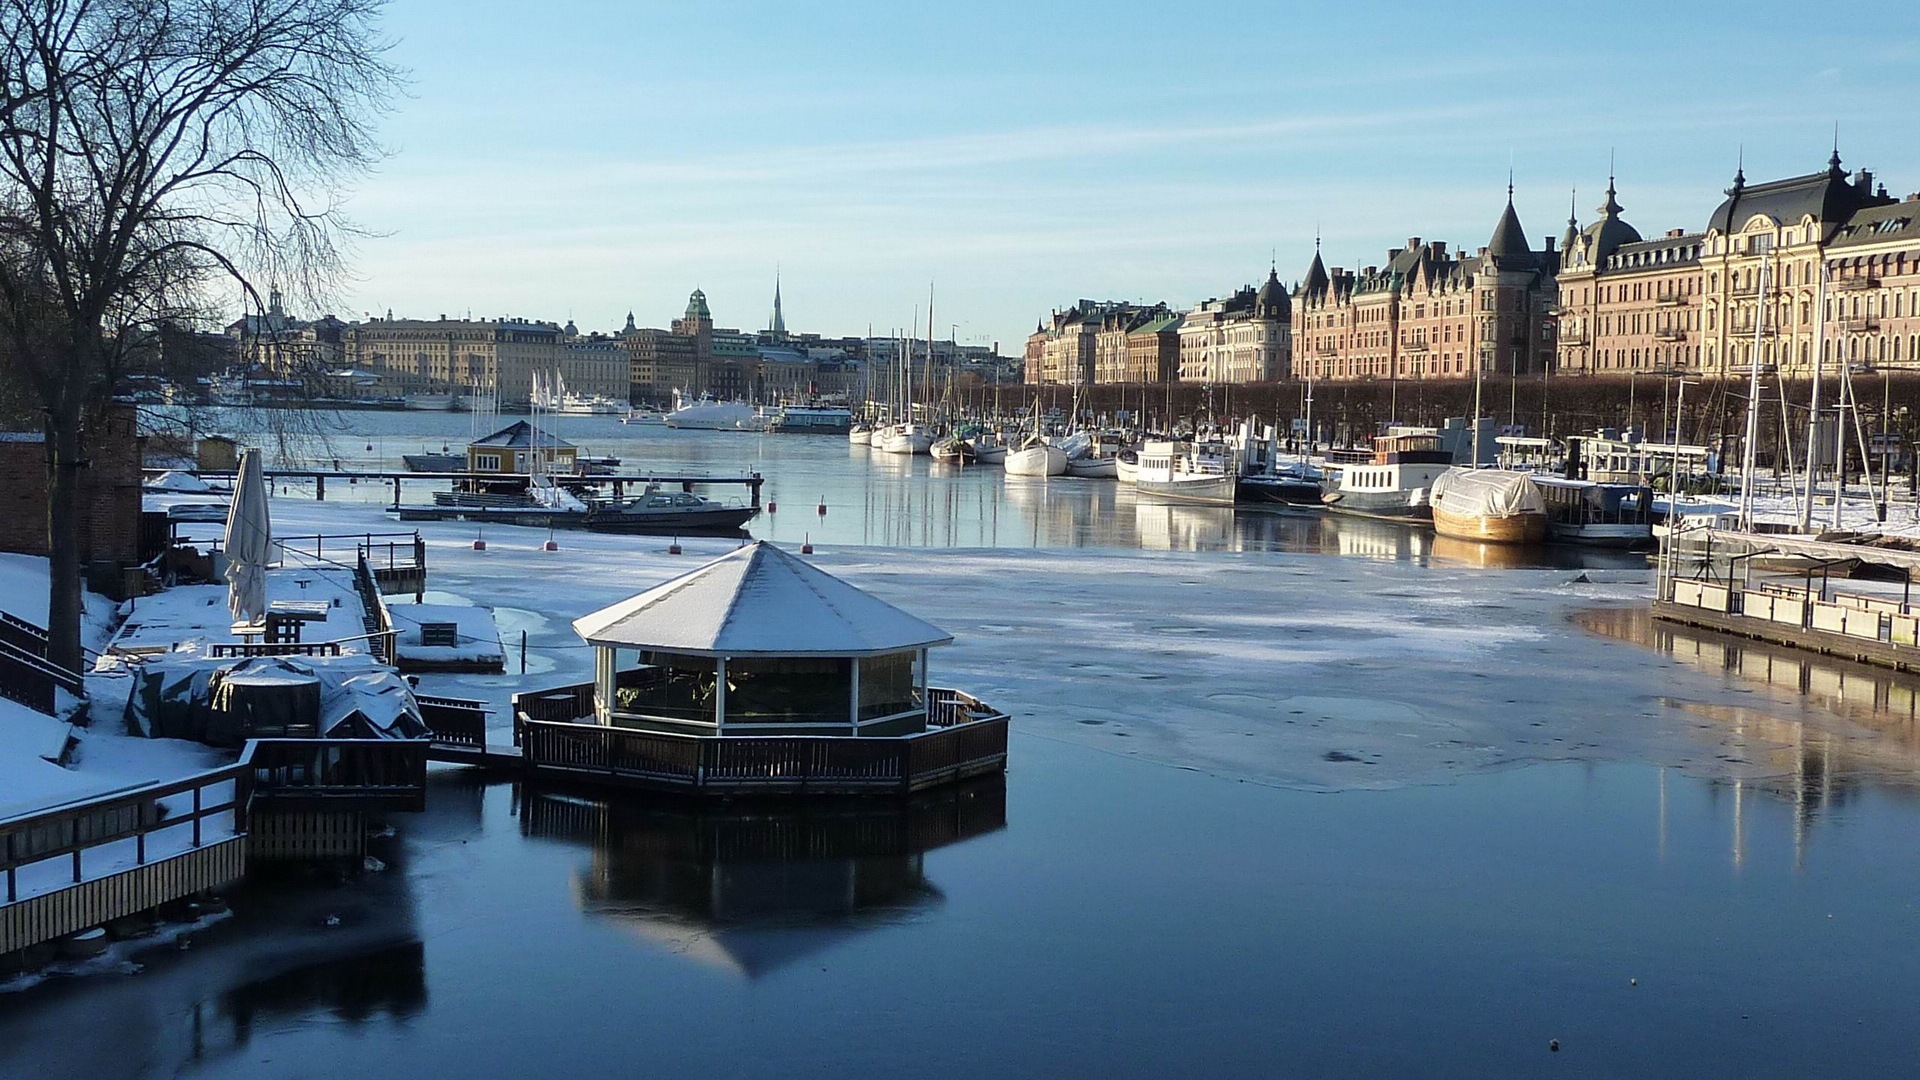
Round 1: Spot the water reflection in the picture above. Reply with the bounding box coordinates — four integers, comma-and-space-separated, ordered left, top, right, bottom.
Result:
238, 410, 1653, 562
517, 779, 1007, 978
1577, 605, 1920, 863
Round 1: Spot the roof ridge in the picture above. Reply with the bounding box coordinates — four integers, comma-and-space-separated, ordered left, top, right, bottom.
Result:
711, 542, 765, 650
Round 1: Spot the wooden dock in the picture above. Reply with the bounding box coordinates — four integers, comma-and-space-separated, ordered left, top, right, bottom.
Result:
1652, 600, 1920, 673
146, 467, 765, 507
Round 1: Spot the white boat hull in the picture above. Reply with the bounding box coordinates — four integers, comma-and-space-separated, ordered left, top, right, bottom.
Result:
665, 401, 759, 430
972, 445, 1007, 465
876, 425, 934, 455
849, 427, 874, 446
1116, 456, 1139, 484
1005, 445, 1068, 477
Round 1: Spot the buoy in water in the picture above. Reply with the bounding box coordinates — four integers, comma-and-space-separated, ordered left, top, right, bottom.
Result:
816, 498, 827, 516
543, 539, 558, 551
801, 533, 813, 555
767, 500, 776, 513
668, 537, 682, 555
472, 539, 486, 551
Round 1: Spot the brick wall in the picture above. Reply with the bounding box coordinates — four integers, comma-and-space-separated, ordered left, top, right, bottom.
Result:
0, 402, 143, 565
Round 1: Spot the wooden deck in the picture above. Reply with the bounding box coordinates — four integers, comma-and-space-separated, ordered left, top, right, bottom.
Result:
474, 683, 1011, 797
1, 738, 430, 957
1653, 600, 1920, 673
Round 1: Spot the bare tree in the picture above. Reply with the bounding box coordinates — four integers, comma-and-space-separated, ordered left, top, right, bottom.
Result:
0, 0, 399, 672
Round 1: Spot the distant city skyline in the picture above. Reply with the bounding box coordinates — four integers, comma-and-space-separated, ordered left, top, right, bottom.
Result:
321, 0, 1920, 355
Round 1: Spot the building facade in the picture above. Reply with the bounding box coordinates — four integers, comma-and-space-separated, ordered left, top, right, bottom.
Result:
1293, 192, 1558, 384
1175, 270, 1291, 383
1555, 180, 1705, 375
344, 317, 568, 405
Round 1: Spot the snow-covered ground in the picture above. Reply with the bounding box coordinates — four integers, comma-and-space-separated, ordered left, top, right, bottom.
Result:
107, 563, 369, 658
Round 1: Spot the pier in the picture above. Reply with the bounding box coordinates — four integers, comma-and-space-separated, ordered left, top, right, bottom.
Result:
144, 467, 766, 508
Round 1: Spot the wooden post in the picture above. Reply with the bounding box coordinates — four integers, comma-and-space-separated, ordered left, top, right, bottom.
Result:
315, 474, 325, 501
849, 659, 861, 736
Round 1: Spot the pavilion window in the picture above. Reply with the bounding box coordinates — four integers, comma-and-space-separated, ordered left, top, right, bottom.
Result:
858, 652, 921, 721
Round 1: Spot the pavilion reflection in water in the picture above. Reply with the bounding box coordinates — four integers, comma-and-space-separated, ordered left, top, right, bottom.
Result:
517, 779, 1006, 977
1579, 604, 1920, 863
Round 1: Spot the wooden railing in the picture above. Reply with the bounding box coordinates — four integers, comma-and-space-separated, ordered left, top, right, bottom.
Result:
209, 640, 344, 659
243, 738, 428, 813
0, 636, 85, 715
512, 685, 1009, 795
416, 694, 490, 750
2, 765, 245, 906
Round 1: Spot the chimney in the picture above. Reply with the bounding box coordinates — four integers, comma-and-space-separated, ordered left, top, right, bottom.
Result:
1545, 237, 1557, 254
1407, 237, 1422, 251
1667, 228, 1686, 237
1429, 241, 1448, 259
1477, 246, 1489, 257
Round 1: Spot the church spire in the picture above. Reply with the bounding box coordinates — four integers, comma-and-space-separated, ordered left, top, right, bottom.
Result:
769, 269, 786, 336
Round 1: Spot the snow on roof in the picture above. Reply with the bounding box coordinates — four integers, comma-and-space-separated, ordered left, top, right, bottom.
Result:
572, 542, 952, 658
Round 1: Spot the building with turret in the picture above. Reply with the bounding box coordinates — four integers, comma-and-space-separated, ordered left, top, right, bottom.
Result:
1555, 178, 1705, 375
1176, 269, 1291, 382
1292, 188, 1559, 384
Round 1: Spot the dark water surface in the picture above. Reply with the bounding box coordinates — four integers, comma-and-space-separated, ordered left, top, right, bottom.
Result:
7, 732, 1920, 1079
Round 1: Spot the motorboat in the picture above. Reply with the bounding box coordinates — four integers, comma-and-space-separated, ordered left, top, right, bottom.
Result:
403, 392, 458, 411
1134, 440, 1237, 505
621, 407, 668, 425
1004, 435, 1067, 477
583, 486, 759, 534
1428, 468, 1548, 545
1319, 432, 1453, 521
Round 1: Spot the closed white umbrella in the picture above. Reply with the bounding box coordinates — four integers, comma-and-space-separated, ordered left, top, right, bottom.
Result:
224, 447, 272, 626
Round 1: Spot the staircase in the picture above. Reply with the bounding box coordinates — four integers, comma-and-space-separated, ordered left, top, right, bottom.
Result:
0, 611, 87, 717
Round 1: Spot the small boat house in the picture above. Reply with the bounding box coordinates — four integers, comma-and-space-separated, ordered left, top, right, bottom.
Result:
511, 542, 1009, 795
468, 421, 576, 475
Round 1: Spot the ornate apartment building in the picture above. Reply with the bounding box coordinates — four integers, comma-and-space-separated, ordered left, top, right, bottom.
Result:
1556, 180, 1706, 374
1557, 153, 1920, 378
1175, 270, 1291, 383
1292, 192, 1559, 383
1027, 300, 1143, 385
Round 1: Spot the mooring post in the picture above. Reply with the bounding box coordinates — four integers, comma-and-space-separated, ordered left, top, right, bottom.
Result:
315, 474, 325, 501
392, 476, 401, 507
750, 475, 762, 508
520, 630, 528, 674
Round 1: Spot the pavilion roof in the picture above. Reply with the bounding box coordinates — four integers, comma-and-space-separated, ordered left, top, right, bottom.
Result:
572, 542, 953, 658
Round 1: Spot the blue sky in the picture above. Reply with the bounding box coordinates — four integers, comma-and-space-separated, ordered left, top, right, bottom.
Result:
331, 0, 1920, 353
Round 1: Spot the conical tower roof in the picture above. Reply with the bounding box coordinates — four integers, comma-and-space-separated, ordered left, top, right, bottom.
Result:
573, 542, 953, 658
1487, 193, 1531, 259
1300, 249, 1330, 297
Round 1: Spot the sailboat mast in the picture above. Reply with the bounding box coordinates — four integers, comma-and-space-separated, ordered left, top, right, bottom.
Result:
1801, 262, 1827, 532
1738, 253, 1771, 530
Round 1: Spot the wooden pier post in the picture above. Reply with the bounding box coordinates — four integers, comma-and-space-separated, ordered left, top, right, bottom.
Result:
315, 475, 325, 501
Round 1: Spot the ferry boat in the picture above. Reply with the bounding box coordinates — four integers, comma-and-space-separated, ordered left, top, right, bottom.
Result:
1319, 432, 1453, 520
557, 393, 627, 416
664, 395, 758, 430
1134, 440, 1237, 505
767, 405, 853, 434
1428, 468, 1548, 545
1534, 477, 1655, 547
403, 392, 459, 411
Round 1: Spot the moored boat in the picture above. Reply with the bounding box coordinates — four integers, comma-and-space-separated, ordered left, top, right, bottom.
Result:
1004, 436, 1067, 477
1428, 468, 1548, 545
1319, 432, 1453, 521
849, 423, 874, 446
1535, 477, 1654, 547
930, 435, 976, 464
583, 485, 759, 534
875, 422, 934, 455
664, 395, 759, 430
1134, 440, 1237, 505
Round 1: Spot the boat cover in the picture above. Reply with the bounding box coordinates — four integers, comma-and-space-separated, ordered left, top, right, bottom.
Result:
1429, 468, 1545, 519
